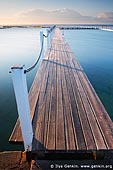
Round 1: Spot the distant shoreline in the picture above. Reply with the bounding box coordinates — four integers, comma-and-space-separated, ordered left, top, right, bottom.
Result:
0, 24, 113, 30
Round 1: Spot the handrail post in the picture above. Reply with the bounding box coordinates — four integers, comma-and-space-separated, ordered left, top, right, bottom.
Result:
40, 31, 44, 58
51, 29, 55, 42
11, 65, 33, 151
50, 31, 53, 45
46, 29, 50, 49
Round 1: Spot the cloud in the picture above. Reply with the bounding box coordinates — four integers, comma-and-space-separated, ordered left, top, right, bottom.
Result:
97, 12, 113, 19
18, 8, 113, 24
95, 12, 113, 24
21, 8, 81, 18
1, 8, 113, 25
19, 8, 81, 23
18, 8, 96, 24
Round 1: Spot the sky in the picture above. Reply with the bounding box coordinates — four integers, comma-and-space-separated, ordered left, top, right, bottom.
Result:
0, 0, 113, 25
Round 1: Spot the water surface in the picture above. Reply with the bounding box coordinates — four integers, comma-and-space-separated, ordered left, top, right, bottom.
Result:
0, 27, 113, 151
0, 27, 46, 151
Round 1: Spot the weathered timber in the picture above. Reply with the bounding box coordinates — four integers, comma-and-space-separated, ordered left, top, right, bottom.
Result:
9, 28, 113, 153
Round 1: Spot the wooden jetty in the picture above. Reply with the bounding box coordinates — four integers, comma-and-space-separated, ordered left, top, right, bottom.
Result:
9, 28, 113, 158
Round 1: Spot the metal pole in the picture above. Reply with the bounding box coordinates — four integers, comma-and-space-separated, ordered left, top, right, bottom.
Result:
11, 65, 33, 151
50, 32, 52, 44
46, 29, 50, 49
50, 27, 55, 47
40, 31, 44, 58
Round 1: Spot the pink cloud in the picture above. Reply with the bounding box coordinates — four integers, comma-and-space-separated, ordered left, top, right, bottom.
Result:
97, 12, 113, 19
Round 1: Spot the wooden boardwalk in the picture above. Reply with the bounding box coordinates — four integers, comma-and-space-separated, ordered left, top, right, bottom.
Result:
9, 28, 113, 153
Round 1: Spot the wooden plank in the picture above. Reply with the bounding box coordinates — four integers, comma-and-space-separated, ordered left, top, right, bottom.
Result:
79, 72, 113, 149
46, 122, 56, 150
57, 42, 83, 149
32, 51, 52, 131
60, 49, 77, 150
45, 49, 56, 150
29, 50, 51, 120
33, 51, 54, 150
33, 47, 58, 150
9, 120, 23, 143
68, 50, 113, 149
64, 44, 113, 147
34, 123, 45, 151
10, 28, 113, 153
67, 54, 106, 150
56, 46, 65, 150
9, 50, 50, 143
33, 28, 113, 151
63, 57, 86, 150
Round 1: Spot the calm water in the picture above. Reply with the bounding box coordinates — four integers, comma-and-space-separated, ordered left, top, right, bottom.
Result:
0, 28, 113, 151
0, 27, 47, 151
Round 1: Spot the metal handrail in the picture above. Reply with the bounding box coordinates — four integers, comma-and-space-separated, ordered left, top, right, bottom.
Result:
10, 25, 56, 151
25, 25, 56, 73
